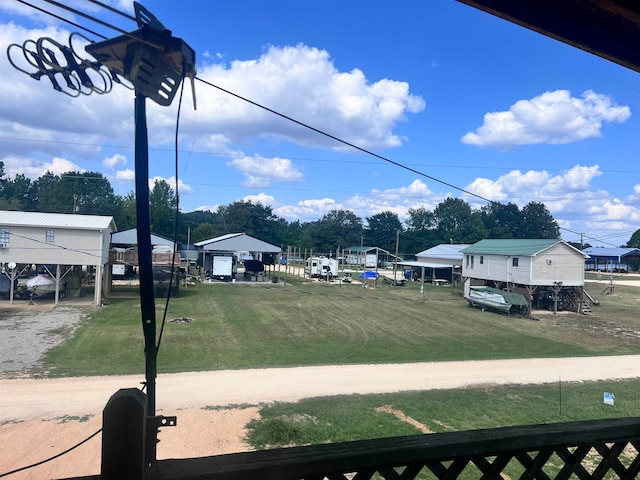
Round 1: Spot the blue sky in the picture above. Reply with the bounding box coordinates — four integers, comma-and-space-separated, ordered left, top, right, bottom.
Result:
1, 1, 639, 247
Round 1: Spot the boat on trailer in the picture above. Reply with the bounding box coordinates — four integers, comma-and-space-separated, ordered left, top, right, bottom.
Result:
465, 286, 529, 314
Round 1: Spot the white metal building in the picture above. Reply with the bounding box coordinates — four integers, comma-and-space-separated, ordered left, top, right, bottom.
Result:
0, 210, 116, 305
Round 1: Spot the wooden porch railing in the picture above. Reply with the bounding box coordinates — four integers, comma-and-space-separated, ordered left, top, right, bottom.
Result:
138, 417, 640, 480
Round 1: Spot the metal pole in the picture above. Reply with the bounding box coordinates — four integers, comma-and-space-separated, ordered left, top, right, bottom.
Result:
134, 93, 158, 464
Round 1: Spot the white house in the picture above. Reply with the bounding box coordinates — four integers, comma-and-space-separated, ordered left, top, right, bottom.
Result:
0, 210, 116, 305
461, 239, 589, 312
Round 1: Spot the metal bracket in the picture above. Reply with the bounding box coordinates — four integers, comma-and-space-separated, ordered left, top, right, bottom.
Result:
149, 415, 177, 429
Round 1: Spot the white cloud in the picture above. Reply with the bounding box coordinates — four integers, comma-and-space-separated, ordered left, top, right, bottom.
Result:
149, 176, 194, 195
103, 153, 128, 168
1, 155, 84, 178
275, 198, 340, 220
196, 205, 219, 213
183, 44, 425, 150
115, 169, 135, 181
461, 90, 631, 149
227, 155, 303, 187
242, 193, 277, 206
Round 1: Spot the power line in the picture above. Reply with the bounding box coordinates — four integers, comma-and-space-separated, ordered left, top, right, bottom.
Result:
0, 428, 102, 478
83, 0, 136, 22
16, 0, 107, 39
195, 76, 494, 204
40, 0, 129, 35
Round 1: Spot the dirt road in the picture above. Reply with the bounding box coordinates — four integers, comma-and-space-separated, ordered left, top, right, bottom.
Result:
4, 355, 640, 422
3, 356, 640, 479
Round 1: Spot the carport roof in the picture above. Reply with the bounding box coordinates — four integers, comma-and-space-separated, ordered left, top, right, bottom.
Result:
111, 228, 174, 246
583, 247, 640, 261
416, 244, 471, 260
399, 260, 454, 269
194, 233, 281, 253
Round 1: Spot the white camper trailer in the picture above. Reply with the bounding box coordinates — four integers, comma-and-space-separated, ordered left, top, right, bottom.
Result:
305, 256, 339, 280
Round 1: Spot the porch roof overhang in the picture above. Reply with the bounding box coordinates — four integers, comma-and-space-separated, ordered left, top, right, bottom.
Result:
457, 0, 640, 74
455, 0, 637, 282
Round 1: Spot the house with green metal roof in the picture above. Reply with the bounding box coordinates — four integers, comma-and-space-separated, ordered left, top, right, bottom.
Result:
461, 239, 590, 313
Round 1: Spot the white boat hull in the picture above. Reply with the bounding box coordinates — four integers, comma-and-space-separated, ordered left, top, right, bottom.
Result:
465, 290, 512, 313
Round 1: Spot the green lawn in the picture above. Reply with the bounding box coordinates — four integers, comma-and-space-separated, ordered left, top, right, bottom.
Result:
42, 276, 640, 376
245, 378, 640, 448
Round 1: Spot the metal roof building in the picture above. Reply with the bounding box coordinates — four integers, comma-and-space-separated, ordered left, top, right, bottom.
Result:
0, 210, 116, 306
194, 233, 281, 253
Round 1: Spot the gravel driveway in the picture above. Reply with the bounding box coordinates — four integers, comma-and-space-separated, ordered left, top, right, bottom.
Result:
0, 300, 92, 375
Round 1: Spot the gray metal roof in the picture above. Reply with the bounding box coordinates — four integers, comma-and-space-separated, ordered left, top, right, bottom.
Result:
0, 210, 115, 231
111, 228, 174, 246
194, 233, 281, 253
416, 244, 472, 260
399, 261, 454, 269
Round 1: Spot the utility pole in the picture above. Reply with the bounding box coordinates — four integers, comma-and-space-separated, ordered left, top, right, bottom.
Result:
393, 230, 400, 285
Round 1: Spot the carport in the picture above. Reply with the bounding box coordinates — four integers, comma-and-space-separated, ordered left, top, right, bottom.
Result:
194, 233, 281, 277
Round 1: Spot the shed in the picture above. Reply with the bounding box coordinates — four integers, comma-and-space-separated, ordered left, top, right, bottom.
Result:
461, 239, 589, 313
0, 210, 115, 305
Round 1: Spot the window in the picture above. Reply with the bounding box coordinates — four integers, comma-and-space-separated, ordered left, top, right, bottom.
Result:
480, 255, 484, 265
470, 255, 474, 268
512, 257, 519, 267
0, 228, 9, 246
465, 255, 469, 268
45, 229, 55, 242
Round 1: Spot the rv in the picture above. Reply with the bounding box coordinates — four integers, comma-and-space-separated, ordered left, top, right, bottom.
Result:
305, 256, 339, 280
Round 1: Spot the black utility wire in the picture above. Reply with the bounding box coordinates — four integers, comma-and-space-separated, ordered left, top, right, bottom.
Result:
41, 0, 129, 34
195, 76, 493, 204
156, 73, 187, 358
84, 0, 136, 22
16, 0, 107, 39
0, 428, 102, 478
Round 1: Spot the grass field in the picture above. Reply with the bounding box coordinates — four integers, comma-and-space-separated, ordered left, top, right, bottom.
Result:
42, 274, 640, 376
41, 274, 640, 465
245, 378, 640, 448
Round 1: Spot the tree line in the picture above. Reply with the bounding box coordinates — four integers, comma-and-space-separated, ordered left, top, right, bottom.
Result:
0, 164, 563, 258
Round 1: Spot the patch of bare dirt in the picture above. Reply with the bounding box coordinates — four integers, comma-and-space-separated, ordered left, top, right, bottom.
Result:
0, 407, 259, 479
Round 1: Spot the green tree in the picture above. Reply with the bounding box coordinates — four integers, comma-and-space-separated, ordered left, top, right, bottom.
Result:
218, 201, 283, 245
480, 202, 523, 238
0, 173, 34, 211
61, 171, 121, 217
627, 229, 640, 248
31, 172, 64, 212
301, 209, 363, 254
433, 197, 487, 244
521, 202, 560, 239
149, 179, 177, 238
116, 191, 137, 231
365, 211, 403, 252
192, 222, 217, 243
403, 206, 438, 255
